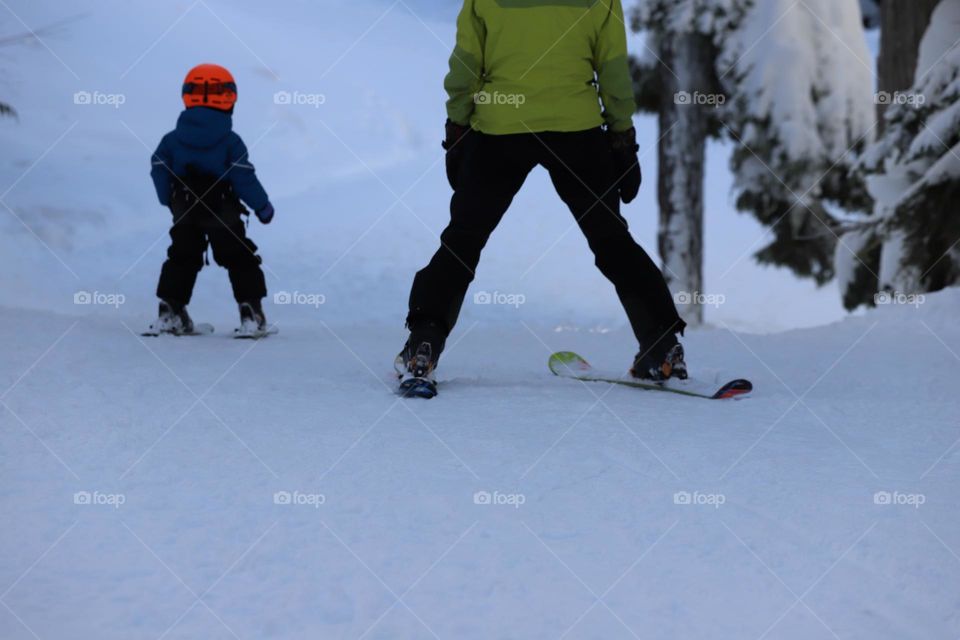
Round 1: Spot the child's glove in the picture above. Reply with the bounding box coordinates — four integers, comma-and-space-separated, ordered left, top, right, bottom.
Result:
256, 202, 275, 225
442, 119, 471, 190
607, 127, 642, 204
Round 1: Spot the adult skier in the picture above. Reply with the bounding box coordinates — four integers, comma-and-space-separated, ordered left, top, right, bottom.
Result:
148, 63, 275, 336
397, 0, 687, 397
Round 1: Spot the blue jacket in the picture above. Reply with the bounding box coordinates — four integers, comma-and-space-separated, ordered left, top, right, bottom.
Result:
150, 107, 269, 212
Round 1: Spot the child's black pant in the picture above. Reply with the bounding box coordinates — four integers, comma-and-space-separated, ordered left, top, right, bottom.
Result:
156, 182, 266, 305
407, 127, 684, 350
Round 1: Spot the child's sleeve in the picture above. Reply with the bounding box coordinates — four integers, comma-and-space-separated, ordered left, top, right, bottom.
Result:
150, 135, 175, 206
227, 134, 270, 212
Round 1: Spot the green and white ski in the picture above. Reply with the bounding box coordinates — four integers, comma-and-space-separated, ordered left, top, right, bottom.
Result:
549, 351, 752, 400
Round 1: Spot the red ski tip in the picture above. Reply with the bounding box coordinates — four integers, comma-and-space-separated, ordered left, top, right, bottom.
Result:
711, 379, 753, 400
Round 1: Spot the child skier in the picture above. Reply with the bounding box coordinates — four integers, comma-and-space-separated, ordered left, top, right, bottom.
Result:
148, 63, 275, 336
397, 0, 687, 397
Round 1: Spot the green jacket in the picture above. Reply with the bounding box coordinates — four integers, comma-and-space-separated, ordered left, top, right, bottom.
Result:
445, 0, 636, 135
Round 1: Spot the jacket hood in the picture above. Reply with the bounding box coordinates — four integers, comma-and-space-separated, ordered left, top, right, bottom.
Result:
174, 107, 233, 149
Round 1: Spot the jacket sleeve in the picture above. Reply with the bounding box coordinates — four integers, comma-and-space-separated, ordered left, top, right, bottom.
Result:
150, 135, 175, 206
444, 0, 486, 126
593, 0, 637, 132
227, 134, 270, 212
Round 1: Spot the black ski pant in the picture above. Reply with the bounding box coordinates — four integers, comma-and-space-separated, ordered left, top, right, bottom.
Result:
156, 210, 266, 306
407, 127, 685, 352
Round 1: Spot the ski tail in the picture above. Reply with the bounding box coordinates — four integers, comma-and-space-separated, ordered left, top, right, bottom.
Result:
548, 351, 593, 377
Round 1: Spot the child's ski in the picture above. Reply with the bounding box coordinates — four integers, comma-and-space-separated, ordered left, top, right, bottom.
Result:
233, 325, 279, 340
548, 351, 752, 400
141, 323, 215, 338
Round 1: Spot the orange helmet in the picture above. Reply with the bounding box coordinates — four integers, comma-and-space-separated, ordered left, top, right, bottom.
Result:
182, 63, 237, 111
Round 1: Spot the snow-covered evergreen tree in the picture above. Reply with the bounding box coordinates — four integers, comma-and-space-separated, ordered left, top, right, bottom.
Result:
717, 0, 875, 284
839, 0, 960, 304
632, 0, 875, 314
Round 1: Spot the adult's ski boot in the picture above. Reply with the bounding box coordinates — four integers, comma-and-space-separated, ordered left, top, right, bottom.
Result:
395, 322, 445, 399
630, 335, 688, 382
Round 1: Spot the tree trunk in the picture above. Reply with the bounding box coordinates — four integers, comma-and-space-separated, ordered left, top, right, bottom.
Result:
656, 32, 712, 326
876, 0, 939, 132
876, 0, 939, 292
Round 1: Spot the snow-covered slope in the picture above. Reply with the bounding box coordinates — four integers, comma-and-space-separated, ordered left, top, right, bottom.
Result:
2, 1, 958, 638
2, 290, 959, 639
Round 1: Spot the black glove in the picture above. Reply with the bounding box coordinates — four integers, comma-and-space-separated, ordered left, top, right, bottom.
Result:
442, 119, 471, 190
608, 127, 642, 204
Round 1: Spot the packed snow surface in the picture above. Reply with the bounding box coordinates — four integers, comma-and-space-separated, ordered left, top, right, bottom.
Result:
1, 1, 959, 638
3, 290, 960, 639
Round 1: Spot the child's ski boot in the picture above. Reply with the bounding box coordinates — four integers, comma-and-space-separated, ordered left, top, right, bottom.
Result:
144, 300, 196, 336
234, 300, 275, 339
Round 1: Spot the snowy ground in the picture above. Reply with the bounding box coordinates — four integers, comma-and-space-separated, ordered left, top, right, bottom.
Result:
3, 293, 960, 639
2, 0, 959, 638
